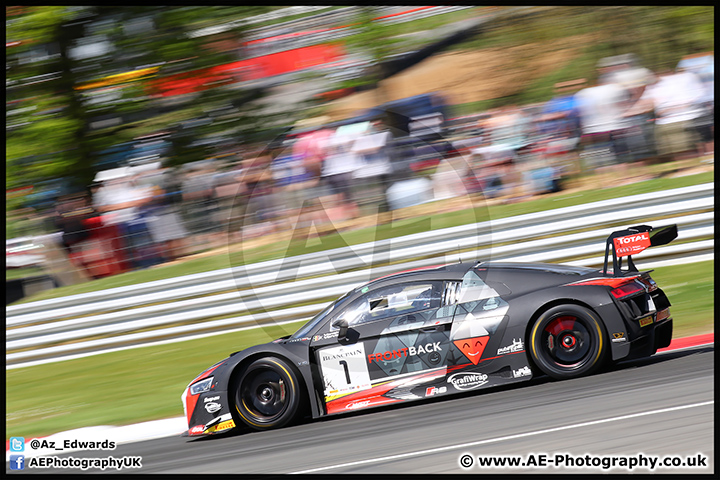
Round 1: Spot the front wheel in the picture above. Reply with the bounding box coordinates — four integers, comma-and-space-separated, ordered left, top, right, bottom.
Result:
529, 304, 608, 380
233, 357, 301, 430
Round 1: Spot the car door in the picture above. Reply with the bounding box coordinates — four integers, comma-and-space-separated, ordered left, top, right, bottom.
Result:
447, 269, 510, 368
312, 280, 456, 413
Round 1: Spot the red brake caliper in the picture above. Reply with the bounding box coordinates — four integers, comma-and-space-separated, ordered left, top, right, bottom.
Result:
545, 316, 576, 350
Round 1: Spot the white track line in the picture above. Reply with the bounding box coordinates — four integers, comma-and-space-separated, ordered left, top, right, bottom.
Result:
290, 400, 715, 474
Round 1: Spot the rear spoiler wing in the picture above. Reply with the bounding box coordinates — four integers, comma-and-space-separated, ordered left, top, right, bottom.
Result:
603, 224, 678, 276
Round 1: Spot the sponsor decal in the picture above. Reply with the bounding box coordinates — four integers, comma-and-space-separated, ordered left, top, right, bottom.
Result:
447, 372, 489, 390
497, 338, 524, 355
454, 336, 488, 365
287, 336, 310, 343
205, 419, 235, 433
512, 366, 532, 378
204, 396, 220, 403
613, 232, 650, 257
322, 348, 363, 362
428, 350, 441, 365
639, 316, 653, 327
612, 332, 627, 343
314, 331, 340, 342
345, 400, 371, 410
320, 344, 372, 397
204, 402, 222, 414
425, 386, 447, 396
367, 342, 442, 364
216, 419, 235, 432
188, 425, 205, 435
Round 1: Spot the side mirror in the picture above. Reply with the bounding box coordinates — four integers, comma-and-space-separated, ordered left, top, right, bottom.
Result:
332, 318, 349, 339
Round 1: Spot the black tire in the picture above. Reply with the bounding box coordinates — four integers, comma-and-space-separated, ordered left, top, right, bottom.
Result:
528, 304, 608, 380
233, 357, 301, 430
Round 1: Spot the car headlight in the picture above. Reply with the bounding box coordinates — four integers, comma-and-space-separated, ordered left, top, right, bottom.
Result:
189, 377, 213, 395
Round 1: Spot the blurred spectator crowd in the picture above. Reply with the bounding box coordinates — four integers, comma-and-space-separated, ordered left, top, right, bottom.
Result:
45, 52, 713, 280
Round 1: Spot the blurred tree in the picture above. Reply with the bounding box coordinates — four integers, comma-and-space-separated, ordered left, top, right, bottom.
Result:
6, 6, 713, 200
6, 6, 285, 193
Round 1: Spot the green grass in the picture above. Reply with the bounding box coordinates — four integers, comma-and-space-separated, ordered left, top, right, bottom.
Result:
6, 267, 45, 281
12, 170, 712, 305
343, 7, 485, 56
5, 322, 300, 440
5, 259, 713, 439
649, 261, 714, 338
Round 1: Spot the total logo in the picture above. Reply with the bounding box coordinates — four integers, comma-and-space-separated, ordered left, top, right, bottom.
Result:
205, 402, 222, 414
425, 386, 447, 396
368, 342, 442, 364
615, 233, 650, 244
447, 372, 489, 390
613, 232, 650, 257
497, 338, 524, 355
512, 366, 532, 378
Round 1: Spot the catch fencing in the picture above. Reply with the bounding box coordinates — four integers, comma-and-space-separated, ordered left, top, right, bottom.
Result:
6, 183, 714, 369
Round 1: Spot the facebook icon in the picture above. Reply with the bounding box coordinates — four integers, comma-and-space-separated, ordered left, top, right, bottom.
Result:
10, 455, 25, 470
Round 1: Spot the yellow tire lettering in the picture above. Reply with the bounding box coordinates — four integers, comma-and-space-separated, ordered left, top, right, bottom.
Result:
237, 358, 295, 429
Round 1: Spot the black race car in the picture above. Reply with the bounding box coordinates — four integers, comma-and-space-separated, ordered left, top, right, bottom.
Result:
181, 224, 677, 435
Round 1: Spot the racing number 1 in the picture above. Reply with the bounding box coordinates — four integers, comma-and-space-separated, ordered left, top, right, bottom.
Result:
319, 344, 372, 397
338, 360, 351, 384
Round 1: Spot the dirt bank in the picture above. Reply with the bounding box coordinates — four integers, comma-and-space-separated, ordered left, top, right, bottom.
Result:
325, 34, 596, 120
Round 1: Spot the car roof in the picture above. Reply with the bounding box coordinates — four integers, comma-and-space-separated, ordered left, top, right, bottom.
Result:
363, 261, 474, 288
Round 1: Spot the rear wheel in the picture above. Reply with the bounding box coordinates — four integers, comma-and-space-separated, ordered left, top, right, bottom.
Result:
233, 357, 301, 430
529, 305, 608, 379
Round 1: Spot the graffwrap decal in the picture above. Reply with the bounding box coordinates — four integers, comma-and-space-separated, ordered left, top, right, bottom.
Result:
447, 372, 489, 390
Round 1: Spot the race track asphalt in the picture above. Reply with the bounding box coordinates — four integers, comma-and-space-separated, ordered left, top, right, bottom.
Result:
14, 345, 713, 474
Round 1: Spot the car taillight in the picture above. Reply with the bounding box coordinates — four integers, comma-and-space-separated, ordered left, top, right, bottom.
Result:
566, 276, 645, 299
610, 282, 645, 299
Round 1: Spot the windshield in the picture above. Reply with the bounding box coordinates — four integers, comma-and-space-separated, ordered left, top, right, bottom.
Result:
290, 288, 356, 339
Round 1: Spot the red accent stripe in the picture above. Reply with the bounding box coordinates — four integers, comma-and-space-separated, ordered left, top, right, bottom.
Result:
326, 369, 444, 414
189, 364, 222, 385
657, 333, 714, 352
567, 276, 639, 288
185, 390, 199, 427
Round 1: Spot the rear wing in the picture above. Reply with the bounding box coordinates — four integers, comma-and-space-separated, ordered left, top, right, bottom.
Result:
603, 224, 678, 276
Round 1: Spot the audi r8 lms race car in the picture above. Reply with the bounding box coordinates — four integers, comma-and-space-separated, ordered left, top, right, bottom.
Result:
181, 224, 677, 436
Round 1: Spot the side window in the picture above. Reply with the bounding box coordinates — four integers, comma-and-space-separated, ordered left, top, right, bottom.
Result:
457, 270, 499, 303
332, 282, 442, 328
444, 281, 461, 305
